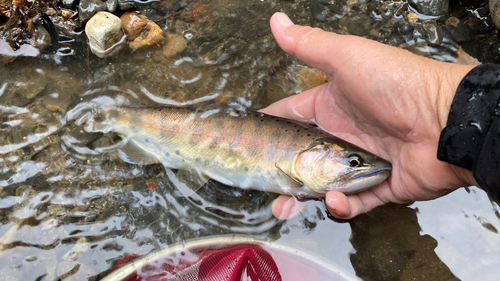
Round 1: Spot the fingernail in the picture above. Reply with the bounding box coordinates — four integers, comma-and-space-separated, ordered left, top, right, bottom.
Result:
276, 12, 294, 27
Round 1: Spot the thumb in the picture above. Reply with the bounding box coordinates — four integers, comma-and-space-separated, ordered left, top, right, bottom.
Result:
270, 13, 419, 77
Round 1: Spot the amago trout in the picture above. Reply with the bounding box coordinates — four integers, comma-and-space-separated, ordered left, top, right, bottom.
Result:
84, 106, 392, 198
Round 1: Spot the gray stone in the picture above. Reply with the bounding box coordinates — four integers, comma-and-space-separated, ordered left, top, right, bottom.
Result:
490, 0, 500, 30
85, 12, 126, 58
448, 23, 473, 42
79, 0, 107, 22
408, 0, 449, 17
421, 22, 443, 45
106, 0, 118, 12
26, 24, 52, 52
62, 0, 75, 8
347, 13, 373, 36
118, 0, 135, 11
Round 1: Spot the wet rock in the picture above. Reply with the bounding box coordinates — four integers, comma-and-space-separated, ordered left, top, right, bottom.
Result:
2, 70, 48, 105
41, 92, 72, 113
347, 13, 373, 36
0, 24, 51, 65
162, 34, 188, 57
25, 24, 51, 53
128, 18, 164, 50
85, 12, 127, 58
46, 7, 57, 16
407, 12, 419, 24
297, 67, 331, 90
310, 0, 329, 22
120, 12, 148, 40
106, 0, 118, 13
62, 0, 75, 8
447, 22, 473, 42
118, 0, 135, 11
61, 9, 74, 20
421, 21, 443, 45
79, 0, 107, 22
490, 0, 500, 30
408, 0, 449, 18
445, 16, 460, 27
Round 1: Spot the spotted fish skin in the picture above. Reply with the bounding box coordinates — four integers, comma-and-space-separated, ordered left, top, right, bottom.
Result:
85, 106, 392, 198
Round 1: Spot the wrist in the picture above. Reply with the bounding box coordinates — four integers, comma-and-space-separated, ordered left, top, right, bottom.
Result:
436, 64, 476, 132
436, 63, 478, 187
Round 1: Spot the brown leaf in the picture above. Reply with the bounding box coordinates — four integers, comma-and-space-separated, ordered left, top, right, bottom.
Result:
13, 0, 25, 11
26, 19, 35, 35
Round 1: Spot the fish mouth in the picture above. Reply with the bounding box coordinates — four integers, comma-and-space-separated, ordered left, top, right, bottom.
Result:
340, 164, 392, 187
350, 167, 391, 182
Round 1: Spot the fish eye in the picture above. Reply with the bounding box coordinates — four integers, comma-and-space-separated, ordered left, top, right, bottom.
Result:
348, 155, 363, 167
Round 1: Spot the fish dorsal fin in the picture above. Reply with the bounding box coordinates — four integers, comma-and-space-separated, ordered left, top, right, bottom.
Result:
275, 163, 304, 187
118, 139, 160, 165
165, 168, 209, 197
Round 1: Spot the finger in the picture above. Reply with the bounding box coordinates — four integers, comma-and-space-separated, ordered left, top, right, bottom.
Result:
325, 182, 404, 219
272, 195, 306, 220
270, 13, 391, 76
260, 83, 330, 123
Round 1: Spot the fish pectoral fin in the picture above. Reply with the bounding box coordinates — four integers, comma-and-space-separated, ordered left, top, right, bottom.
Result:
166, 168, 209, 197
275, 163, 303, 187
118, 139, 160, 165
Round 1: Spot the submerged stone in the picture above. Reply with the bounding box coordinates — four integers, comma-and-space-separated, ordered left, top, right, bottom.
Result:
121, 12, 148, 40
490, 0, 500, 30
347, 13, 373, 36
162, 34, 188, 58
78, 0, 107, 22
408, 0, 449, 18
128, 18, 164, 50
85, 11, 127, 58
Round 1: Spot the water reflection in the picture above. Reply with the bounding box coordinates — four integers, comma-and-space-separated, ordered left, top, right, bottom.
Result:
349, 204, 458, 280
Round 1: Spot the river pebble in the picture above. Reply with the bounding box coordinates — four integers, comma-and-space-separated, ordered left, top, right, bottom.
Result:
490, 0, 500, 30
162, 34, 188, 58
85, 11, 127, 58
408, 0, 449, 18
26, 24, 52, 53
78, 0, 107, 22
347, 13, 373, 36
128, 18, 164, 50
120, 12, 148, 40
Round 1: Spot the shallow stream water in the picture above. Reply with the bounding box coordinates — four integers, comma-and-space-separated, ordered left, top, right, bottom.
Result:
1, 0, 500, 280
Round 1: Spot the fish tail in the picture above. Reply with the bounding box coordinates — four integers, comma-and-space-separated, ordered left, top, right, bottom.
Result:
84, 105, 119, 133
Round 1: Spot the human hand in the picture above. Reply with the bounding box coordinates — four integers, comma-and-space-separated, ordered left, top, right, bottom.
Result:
263, 13, 478, 220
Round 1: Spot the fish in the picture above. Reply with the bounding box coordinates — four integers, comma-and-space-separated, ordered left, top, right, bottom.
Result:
84, 106, 392, 198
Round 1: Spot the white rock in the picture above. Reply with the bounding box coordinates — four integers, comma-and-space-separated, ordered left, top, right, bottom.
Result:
491, 0, 500, 30
85, 11, 127, 58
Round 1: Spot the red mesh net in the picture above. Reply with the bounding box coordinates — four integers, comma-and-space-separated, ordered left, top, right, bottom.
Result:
108, 245, 282, 281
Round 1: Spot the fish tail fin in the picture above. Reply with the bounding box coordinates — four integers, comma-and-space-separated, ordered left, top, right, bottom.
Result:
84, 105, 119, 133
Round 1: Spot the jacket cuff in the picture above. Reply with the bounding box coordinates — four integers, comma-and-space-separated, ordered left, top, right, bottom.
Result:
437, 63, 500, 202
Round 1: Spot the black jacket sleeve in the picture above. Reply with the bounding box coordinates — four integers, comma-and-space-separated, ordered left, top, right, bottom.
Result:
438, 63, 500, 203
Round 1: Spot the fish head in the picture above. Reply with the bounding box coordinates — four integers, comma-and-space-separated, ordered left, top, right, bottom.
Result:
84, 106, 119, 133
293, 138, 392, 194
